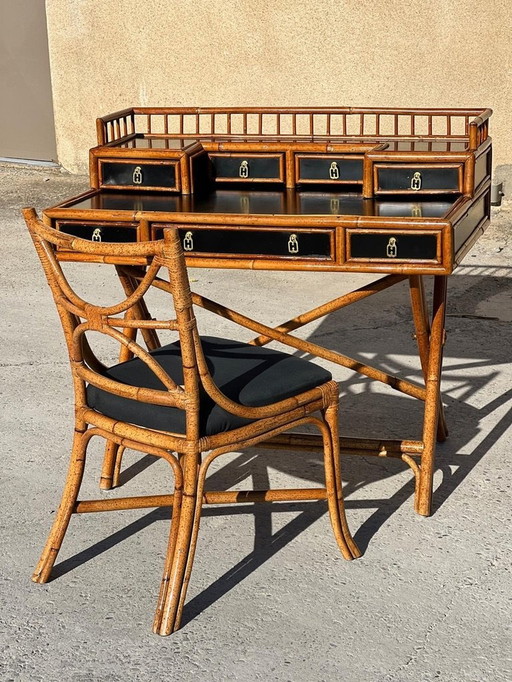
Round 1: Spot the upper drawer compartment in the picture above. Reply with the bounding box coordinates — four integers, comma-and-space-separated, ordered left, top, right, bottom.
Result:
98, 160, 180, 191
296, 155, 363, 184
55, 221, 140, 246
209, 153, 285, 183
374, 163, 463, 194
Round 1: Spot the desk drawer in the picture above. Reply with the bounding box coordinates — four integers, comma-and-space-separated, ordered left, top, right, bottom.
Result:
152, 225, 334, 260
374, 164, 463, 194
296, 155, 363, 184
347, 230, 441, 263
98, 160, 180, 191
209, 153, 285, 183
56, 221, 139, 244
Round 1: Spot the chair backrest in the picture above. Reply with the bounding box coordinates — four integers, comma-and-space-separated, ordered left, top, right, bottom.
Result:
23, 208, 203, 440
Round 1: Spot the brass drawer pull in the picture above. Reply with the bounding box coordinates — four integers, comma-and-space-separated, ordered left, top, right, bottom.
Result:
410, 171, 422, 191
132, 166, 143, 184
183, 231, 194, 251
329, 162, 340, 180
239, 160, 249, 178
386, 237, 398, 258
288, 234, 299, 254
91, 227, 102, 242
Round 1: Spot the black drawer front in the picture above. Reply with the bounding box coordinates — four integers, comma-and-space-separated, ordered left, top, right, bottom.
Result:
100, 162, 177, 189
210, 155, 283, 182
57, 223, 137, 243
152, 227, 332, 259
298, 157, 363, 182
349, 233, 438, 261
377, 166, 460, 192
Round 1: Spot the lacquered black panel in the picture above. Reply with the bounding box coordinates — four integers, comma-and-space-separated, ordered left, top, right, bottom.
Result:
350, 233, 438, 260
57, 222, 137, 242
151, 227, 332, 259
80, 192, 187, 212
474, 151, 490, 190
298, 157, 363, 182
191, 152, 213, 194
377, 167, 460, 191
62, 190, 458, 218
211, 155, 282, 181
454, 196, 487, 253
374, 200, 457, 217
297, 194, 367, 215
191, 191, 287, 214
101, 162, 177, 189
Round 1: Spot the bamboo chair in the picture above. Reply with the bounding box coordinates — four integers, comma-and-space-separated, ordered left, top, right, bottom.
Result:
23, 208, 360, 636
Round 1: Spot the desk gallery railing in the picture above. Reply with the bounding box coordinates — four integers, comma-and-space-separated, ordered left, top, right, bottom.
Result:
96, 106, 492, 150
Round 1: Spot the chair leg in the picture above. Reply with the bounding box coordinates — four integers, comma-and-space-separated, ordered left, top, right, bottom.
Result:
322, 404, 361, 560
152, 484, 183, 630
153, 452, 199, 636
170, 450, 213, 631
99, 441, 125, 490
32, 428, 89, 583
111, 446, 125, 489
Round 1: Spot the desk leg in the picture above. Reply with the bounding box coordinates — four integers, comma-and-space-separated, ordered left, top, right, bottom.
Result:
99, 319, 135, 490
99, 268, 161, 490
416, 275, 448, 516
99, 441, 124, 490
409, 275, 448, 442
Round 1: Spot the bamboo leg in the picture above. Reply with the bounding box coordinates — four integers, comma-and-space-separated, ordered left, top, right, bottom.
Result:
99, 269, 161, 490
416, 276, 448, 517
111, 446, 125, 488
99, 441, 123, 490
152, 485, 184, 629
170, 453, 212, 632
32, 428, 89, 583
322, 404, 361, 560
409, 275, 448, 441
115, 269, 161, 353
153, 451, 199, 636
98, 306, 137, 489
99, 321, 134, 489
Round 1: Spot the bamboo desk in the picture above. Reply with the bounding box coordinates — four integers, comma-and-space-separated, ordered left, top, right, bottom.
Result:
42, 106, 493, 516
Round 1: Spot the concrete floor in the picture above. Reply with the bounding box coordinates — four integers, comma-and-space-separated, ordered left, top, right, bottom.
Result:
1, 163, 511, 681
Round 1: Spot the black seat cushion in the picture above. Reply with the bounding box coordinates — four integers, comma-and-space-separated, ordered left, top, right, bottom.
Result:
86, 336, 332, 436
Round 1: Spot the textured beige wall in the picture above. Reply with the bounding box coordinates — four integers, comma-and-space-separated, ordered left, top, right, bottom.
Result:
46, 0, 512, 174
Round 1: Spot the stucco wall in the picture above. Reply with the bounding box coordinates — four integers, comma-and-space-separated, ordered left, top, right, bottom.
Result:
46, 0, 512, 174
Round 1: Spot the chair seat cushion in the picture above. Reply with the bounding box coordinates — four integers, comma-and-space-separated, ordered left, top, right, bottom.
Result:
86, 336, 332, 436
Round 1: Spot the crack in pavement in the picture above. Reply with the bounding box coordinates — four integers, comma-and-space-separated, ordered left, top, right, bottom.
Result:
381, 550, 505, 681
